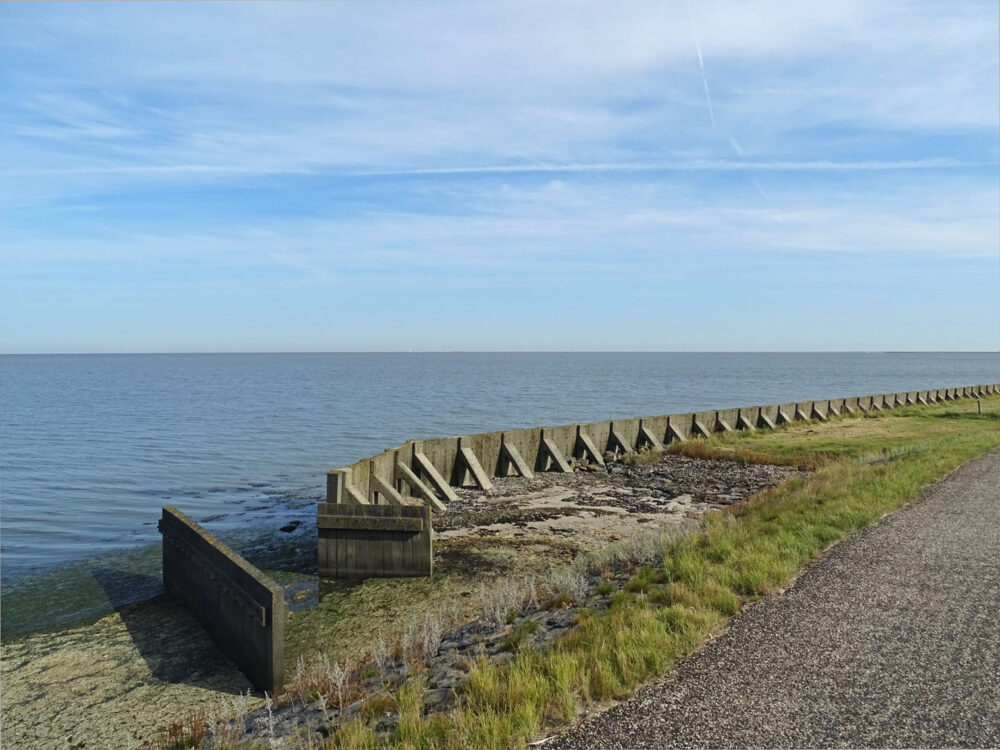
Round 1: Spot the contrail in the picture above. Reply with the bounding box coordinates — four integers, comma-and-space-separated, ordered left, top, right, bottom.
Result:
752, 178, 785, 221
685, 0, 717, 131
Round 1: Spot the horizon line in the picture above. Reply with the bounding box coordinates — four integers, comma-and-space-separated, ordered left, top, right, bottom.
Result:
3, 350, 999, 356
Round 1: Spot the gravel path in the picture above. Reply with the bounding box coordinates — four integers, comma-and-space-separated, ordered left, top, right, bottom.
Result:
550, 448, 1000, 749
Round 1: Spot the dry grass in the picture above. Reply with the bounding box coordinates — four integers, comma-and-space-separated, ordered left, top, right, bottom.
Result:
620, 447, 663, 466
667, 438, 808, 468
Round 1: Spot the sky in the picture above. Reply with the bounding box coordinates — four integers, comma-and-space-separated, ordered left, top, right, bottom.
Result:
1, 1, 998, 353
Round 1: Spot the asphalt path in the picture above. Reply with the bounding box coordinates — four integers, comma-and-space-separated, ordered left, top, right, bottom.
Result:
550, 447, 1000, 749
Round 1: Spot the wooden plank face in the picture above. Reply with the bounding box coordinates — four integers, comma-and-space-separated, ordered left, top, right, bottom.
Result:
159, 506, 286, 693
316, 504, 432, 579
317, 514, 423, 532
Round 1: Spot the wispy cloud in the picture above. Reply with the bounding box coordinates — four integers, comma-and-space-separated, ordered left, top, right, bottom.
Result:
0, 165, 316, 178
685, 0, 717, 131
1, 0, 997, 351
352, 158, 980, 178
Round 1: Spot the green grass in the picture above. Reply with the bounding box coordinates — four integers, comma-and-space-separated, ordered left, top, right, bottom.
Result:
500, 621, 540, 653
321, 397, 1000, 750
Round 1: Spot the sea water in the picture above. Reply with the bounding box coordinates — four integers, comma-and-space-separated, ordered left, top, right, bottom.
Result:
2, 352, 997, 632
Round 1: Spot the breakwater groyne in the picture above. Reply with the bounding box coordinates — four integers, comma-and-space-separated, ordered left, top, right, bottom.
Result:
318, 384, 998, 578
160, 383, 995, 694
329, 384, 999, 506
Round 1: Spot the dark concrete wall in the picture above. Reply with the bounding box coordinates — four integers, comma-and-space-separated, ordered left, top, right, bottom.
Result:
159, 506, 286, 694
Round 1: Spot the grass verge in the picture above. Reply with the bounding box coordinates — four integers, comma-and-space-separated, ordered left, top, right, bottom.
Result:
248, 398, 1000, 749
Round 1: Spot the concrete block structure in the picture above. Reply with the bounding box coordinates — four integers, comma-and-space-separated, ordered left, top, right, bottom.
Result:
159, 506, 286, 694
319, 382, 999, 581
317, 497, 431, 579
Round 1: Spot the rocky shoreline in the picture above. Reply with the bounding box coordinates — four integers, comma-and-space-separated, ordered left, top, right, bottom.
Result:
1, 453, 799, 749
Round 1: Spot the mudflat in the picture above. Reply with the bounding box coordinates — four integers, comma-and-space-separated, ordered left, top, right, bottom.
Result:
0, 597, 255, 749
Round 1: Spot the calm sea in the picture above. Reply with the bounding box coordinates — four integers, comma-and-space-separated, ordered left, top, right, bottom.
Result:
1, 352, 997, 632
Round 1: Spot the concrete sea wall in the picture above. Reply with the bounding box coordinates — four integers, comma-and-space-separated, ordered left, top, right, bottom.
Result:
328, 383, 1000, 509
159, 506, 287, 694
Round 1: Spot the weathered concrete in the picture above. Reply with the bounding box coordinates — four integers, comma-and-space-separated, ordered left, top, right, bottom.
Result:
499, 434, 535, 478
692, 418, 713, 439
319, 383, 997, 581
317, 503, 431, 579
609, 423, 636, 455
540, 430, 574, 472
457, 437, 494, 491
575, 426, 606, 466
637, 420, 664, 450
737, 407, 757, 431
158, 506, 286, 694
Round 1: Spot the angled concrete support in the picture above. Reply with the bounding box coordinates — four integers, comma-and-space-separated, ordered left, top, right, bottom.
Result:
637, 421, 663, 451
540, 431, 573, 472
828, 402, 841, 417
667, 422, 686, 443
395, 460, 445, 512
810, 403, 826, 421
499, 435, 534, 479
737, 413, 756, 431
456, 439, 494, 491
776, 409, 793, 425
692, 419, 712, 439
413, 448, 459, 503
842, 402, 855, 414
716, 416, 734, 432
794, 406, 809, 421
329, 470, 370, 505
758, 412, 777, 429
345, 483, 368, 505
608, 424, 635, 455
371, 472, 404, 506
576, 427, 606, 466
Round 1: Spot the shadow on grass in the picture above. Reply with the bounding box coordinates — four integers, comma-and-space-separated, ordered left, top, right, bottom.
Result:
933, 410, 1000, 422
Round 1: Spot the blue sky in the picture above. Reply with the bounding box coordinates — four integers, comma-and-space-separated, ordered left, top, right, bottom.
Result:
1, 1, 997, 353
